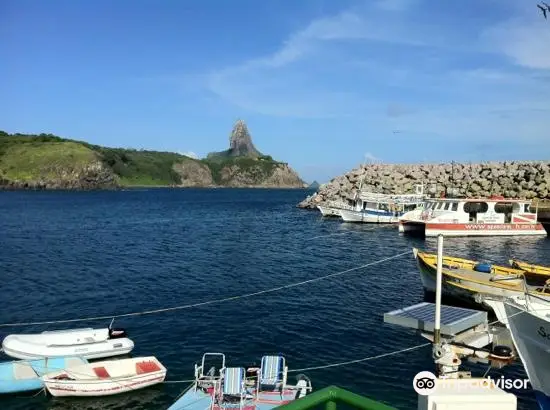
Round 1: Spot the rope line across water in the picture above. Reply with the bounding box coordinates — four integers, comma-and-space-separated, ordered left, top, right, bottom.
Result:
0, 250, 412, 327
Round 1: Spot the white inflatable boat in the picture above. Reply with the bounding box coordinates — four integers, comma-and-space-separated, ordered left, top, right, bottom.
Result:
2, 327, 134, 360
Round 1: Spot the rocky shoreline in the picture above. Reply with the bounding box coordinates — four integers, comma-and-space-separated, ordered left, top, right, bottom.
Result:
298, 161, 550, 209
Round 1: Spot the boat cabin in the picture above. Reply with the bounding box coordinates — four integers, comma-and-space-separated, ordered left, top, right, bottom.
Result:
421, 198, 536, 224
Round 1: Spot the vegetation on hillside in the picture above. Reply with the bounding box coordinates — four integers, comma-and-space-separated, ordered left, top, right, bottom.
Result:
0, 131, 293, 187
203, 156, 280, 185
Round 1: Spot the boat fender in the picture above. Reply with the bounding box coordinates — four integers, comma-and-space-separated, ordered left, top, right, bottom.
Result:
490, 345, 513, 360
108, 328, 128, 339
474, 263, 492, 274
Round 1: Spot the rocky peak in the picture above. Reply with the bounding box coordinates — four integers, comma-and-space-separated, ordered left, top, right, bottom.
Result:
228, 120, 261, 158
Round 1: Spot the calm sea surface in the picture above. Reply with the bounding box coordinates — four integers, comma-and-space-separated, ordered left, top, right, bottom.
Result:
1, 188, 548, 410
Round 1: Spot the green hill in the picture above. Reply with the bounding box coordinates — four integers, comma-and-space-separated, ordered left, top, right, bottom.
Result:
0, 131, 305, 189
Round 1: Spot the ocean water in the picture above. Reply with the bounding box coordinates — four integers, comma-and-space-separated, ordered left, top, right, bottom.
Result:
0, 188, 548, 410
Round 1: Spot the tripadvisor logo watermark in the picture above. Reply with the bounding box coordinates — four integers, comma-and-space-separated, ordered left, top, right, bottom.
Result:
413, 371, 530, 395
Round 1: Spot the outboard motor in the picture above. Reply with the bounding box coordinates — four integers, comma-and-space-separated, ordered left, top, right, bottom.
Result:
490, 345, 514, 361
108, 328, 128, 339
294, 374, 311, 399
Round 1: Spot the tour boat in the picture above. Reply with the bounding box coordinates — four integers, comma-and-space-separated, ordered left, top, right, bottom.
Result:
339, 191, 424, 223
168, 353, 312, 410
399, 197, 546, 237
503, 295, 550, 409
0, 356, 87, 394
413, 249, 550, 313
42, 356, 166, 397
2, 327, 134, 360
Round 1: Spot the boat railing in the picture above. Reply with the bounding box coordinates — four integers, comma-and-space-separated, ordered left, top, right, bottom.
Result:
358, 192, 425, 204
326, 200, 355, 211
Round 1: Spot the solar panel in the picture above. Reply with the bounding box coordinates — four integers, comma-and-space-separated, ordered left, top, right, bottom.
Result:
383, 302, 487, 336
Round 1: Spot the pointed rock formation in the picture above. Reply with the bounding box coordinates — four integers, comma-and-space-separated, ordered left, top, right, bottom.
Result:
208, 119, 262, 159
228, 120, 261, 158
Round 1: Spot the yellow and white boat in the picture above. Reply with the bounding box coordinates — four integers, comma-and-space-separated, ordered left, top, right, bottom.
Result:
509, 259, 550, 278
413, 249, 550, 304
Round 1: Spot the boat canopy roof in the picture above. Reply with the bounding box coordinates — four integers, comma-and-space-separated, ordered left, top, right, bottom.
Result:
358, 191, 425, 204
425, 197, 532, 204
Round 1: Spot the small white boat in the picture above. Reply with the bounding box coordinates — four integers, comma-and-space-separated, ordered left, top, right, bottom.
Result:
2, 327, 134, 360
42, 356, 166, 397
339, 191, 424, 223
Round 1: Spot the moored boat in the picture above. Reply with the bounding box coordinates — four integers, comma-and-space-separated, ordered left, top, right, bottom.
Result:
2, 327, 134, 360
0, 356, 87, 394
503, 295, 550, 409
509, 258, 550, 278
400, 197, 546, 237
42, 356, 166, 397
339, 191, 424, 224
317, 200, 356, 217
413, 249, 550, 307
168, 353, 312, 410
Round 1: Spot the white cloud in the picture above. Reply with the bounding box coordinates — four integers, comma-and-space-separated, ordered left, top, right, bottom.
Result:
482, 18, 550, 69
180, 151, 199, 159
364, 152, 382, 163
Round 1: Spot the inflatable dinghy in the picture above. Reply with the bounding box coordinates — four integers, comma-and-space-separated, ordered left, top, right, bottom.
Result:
2, 327, 134, 360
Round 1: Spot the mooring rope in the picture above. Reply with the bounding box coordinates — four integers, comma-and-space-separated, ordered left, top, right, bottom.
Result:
288, 342, 431, 373
0, 250, 412, 327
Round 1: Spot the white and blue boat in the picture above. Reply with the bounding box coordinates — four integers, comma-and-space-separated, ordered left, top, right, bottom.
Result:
339, 190, 424, 223
0, 356, 87, 394
168, 353, 311, 410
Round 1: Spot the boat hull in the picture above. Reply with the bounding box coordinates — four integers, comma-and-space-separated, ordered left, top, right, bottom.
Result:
401, 220, 546, 237
2, 337, 134, 360
317, 206, 340, 217
44, 372, 165, 397
340, 209, 399, 224
505, 302, 550, 409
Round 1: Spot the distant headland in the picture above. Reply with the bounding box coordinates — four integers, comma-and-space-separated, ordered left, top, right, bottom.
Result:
0, 120, 305, 190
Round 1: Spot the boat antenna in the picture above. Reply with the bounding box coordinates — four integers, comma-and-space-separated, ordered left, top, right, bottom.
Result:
109, 317, 115, 329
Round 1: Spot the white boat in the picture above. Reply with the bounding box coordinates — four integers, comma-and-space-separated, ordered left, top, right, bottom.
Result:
340, 191, 424, 223
503, 295, 550, 409
42, 356, 166, 397
317, 200, 355, 217
2, 327, 134, 360
399, 196, 545, 237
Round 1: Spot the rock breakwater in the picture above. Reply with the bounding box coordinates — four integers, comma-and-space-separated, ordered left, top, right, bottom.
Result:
298, 161, 550, 209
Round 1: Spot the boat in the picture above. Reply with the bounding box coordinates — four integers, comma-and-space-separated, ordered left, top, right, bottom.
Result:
317, 200, 355, 217
399, 197, 546, 237
42, 356, 166, 397
503, 295, 550, 409
0, 356, 87, 394
413, 249, 550, 308
339, 191, 424, 223
509, 258, 550, 278
2, 327, 134, 360
168, 353, 312, 410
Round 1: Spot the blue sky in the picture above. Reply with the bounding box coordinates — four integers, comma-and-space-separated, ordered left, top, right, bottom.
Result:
1, 0, 549, 183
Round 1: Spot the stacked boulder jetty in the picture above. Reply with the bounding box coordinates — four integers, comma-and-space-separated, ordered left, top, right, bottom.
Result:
298, 161, 550, 211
